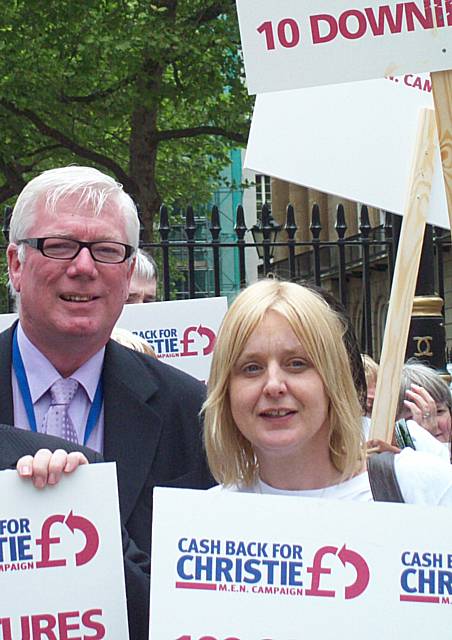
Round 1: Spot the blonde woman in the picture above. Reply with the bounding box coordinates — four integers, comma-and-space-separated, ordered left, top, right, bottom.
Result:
203, 280, 452, 504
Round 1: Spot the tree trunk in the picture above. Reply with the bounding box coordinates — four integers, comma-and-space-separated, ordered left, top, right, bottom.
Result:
128, 62, 164, 242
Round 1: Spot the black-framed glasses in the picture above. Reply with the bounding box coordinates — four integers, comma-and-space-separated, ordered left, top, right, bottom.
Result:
19, 237, 135, 264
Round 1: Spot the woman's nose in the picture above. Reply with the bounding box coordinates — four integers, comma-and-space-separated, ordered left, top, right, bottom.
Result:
263, 365, 287, 396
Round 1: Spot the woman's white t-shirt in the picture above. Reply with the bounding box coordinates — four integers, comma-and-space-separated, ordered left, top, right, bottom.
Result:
212, 448, 452, 507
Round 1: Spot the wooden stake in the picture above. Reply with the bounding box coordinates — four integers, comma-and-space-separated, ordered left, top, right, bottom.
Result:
370, 108, 436, 442
431, 70, 452, 225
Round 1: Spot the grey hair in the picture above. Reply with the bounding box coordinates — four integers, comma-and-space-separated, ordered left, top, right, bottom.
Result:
397, 360, 452, 418
9, 166, 140, 249
133, 248, 158, 283
6, 278, 19, 312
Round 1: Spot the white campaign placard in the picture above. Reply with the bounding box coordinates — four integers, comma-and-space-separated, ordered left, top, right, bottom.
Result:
245, 74, 449, 229
0, 312, 17, 332
150, 488, 452, 639
236, 0, 452, 93
0, 463, 129, 639
116, 297, 228, 382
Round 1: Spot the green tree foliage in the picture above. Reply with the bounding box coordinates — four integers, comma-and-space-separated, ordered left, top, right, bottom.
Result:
0, 0, 253, 238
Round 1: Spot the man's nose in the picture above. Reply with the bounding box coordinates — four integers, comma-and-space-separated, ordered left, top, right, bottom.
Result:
66, 247, 98, 277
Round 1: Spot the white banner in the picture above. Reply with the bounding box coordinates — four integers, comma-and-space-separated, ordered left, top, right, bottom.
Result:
117, 297, 228, 382
150, 488, 452, 639
236, 0, 452, 93
0, 464, 129, 639
245, 74, 449, 229
0, 312, 17, 333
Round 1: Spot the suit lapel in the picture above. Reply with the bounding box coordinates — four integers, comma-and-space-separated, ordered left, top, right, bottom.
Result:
0, 424, 24, 468
0, 323, 16, 427
102, 340, 163, 523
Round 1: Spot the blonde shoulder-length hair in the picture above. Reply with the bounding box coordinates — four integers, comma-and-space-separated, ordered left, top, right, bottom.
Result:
203, 279, 365, 487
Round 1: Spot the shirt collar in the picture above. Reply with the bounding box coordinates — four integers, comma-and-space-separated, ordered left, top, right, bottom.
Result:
17, 322, 105, 402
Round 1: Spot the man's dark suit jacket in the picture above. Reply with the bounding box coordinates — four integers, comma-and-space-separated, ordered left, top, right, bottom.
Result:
0, 323, 216, 557
0, 423, 149, 640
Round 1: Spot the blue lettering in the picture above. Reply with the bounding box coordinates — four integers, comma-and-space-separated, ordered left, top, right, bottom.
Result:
215, 557, 233, 582
438, 571, 452, 594
225, 540, 235, 555
401, 568, 417, 593
419, 569, 436, 594
243, 559, 262, 584
289, 561, 304, 586
195, 555, 213, 581
177, 555, 193, 580
178, 538, 189, 552
17, 536, 32, 561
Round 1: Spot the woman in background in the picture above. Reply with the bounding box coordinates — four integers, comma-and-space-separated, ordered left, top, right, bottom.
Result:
397, 360, 452, 449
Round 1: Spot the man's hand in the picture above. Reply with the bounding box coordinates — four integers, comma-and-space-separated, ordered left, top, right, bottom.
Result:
16, 448, 89, 489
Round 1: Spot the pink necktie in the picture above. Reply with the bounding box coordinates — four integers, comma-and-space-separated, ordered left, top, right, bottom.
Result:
42, 378, 79, 444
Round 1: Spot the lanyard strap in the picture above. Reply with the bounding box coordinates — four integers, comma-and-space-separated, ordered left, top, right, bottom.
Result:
12, 327, 103, 446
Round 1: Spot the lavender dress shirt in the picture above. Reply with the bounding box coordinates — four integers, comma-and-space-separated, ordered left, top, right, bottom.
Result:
12, 323, 105, 452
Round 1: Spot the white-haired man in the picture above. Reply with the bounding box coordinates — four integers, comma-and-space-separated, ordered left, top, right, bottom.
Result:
126, 248, 158, 303
2, 166, 214, 557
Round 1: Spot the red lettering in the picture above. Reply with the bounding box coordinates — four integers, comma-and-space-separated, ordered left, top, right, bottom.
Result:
31, 614, 57, 640
21, 616, 31, 640
0, 618, 13, 640
81, 609, 105, 640
306, 546, 338, 597
405, 0, 434, 31
35, 515, 66, 569
257, 21, 275, 51
310, 14, 338, 43
277, 18, 300, 48
58, 611, 81, 640
180, 327, 198, 357
364, 3, 405, 34
434, 0, 445, 25
338, 9, 367, 39
404, 74, 432, 92
446, 0, 452, 25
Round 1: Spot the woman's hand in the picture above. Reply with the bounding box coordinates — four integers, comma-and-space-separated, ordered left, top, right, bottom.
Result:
403, 383, 438, 434
16, 448, 89, 489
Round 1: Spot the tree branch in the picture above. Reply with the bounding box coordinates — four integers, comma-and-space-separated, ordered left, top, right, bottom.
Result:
0, 99, 136, 194
153, 124, 248, 144
0, 159, 28, 203
59, 75, 136, 104
22, 143, 64, 160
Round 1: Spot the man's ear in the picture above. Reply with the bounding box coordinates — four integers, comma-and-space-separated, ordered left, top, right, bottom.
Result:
7, 244, 22, 293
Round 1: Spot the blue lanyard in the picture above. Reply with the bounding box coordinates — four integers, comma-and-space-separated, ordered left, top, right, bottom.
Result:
12, 327, 103, 446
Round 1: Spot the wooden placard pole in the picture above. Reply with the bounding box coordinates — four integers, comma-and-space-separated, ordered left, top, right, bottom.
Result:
370, 107, 436, 442
431, 70, 452, 225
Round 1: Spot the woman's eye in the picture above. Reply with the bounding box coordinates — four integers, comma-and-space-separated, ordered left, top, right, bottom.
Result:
289, 359, 307, 369
243, 363, 261, 374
